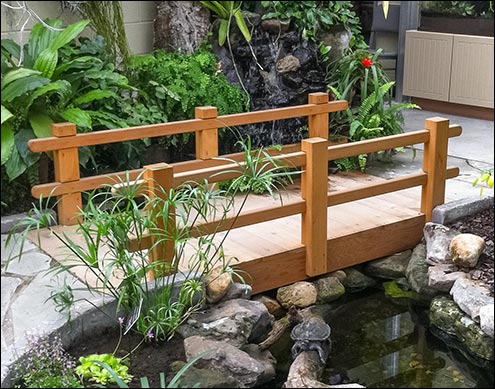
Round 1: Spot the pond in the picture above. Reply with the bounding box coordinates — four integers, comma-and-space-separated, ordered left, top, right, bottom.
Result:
269, 288, 494, 388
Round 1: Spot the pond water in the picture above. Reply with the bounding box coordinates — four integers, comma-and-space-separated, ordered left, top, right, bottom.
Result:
269, 288, 494, 388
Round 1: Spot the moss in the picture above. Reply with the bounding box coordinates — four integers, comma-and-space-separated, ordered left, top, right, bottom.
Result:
383, 280, 415, 299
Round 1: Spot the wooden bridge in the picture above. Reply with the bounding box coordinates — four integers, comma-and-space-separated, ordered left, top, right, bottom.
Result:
28, 93, 462, 293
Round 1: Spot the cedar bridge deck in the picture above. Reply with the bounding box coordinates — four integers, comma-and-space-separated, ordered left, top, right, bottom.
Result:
31, 171, 424, 294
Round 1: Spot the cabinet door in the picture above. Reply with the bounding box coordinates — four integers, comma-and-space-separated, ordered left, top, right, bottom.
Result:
450, 35, 494, 108
403, 31, 453, 101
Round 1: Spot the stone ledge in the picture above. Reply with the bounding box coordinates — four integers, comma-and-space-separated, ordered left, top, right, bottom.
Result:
432, 196, 494, 225
1, 210, 57, 235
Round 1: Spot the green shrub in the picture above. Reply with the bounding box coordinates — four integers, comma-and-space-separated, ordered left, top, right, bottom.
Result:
76, 353, 132, 385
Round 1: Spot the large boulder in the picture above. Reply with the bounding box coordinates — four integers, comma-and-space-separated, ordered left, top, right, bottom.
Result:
315, 276, 345, 304
177, 298, 273, 347
341, 268, 376, 292
277, 282, 317, 309
449, 234, 486, 268
450, 278, 493, 322
405, 243, 439, 298
430, 296, 493, 361
479, 304, 494, 338
423, 222, 459, 265
364, 250, 412, 279
184, 336, 275, 388
427, 263, 469, 292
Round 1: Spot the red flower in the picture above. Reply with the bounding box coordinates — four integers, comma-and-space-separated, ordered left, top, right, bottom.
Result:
361, 58, 373, 68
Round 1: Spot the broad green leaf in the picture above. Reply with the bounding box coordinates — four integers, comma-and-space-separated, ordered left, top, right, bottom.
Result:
1, 75, 50, 103
26, 80, 71, 110
218, 19, 229, 46
74, 89, 119, 105
15, 127, 40, 167
61, 107, 92, 129
5, 145, 27, 181
27, 19, 63, 61
2, 68, 42, 88
53, 56, 103, 77
1, 39, 21, 61
33, 47, 58, 78
1, 121, 15, 165
50, 20, 90, 50
1, 105, 14, 125
234, 9, 251, 42
29, 111, 54, 138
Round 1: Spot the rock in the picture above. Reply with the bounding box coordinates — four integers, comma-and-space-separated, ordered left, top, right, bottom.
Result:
427, 263, 469, 292
276, 55, 301, 74
319, 27, 352, 62
220, 282, 252, 302
405, 243, 439, 298
204, 266, 232, 304
252, 295, 285, 318
341, 268, 376, 292
450, 278, 493, 322
283, 351, 325, 388
430, 296, 493, 361
177, 299, 273, 347
261, 18, 290, 33
449, 234, 486, 268
184, 336, 270, 388
277, 282, 317, 309
169, 360, 237, 388
423, 222, 459, 265
241, 11, 261, 27
243, 344, 277, 384
327, 270, 346, 283
479, 304, 494, 338
315, 277, 345, 304
364, 250, 412, 279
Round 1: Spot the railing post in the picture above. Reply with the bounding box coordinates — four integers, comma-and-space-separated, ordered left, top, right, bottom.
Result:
308, 92, 329, 139
421, 117, 450, 222
301, 137, 328, 276
52, 123, 82, 226
143, 163, 175, 280
195, 106, 218, 159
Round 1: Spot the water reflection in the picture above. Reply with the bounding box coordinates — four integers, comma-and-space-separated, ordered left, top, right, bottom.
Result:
314, 289, 491, 388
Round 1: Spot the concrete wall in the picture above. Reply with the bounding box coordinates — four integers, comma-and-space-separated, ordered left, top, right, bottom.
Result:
1, 1, 156, 55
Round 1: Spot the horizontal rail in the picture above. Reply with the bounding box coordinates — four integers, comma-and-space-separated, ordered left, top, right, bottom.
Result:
326, 125, 461, 161
28, 100, 347, 153
327, 166, 459, 206
127, 200, 306, 252
32, 144, 303, 198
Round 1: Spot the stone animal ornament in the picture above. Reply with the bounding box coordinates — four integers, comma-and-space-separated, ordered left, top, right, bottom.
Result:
290, 318, 331, 364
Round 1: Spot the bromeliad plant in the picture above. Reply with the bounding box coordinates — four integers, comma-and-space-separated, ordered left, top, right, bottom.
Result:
6, 136, 298, 343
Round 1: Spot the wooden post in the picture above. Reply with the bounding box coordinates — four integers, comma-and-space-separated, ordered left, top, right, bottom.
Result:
308, 92, 329, 139
301, 137, 328, 276
195, 106, 218, 159
143, 163, 175, 280
52, 123, 82, 226
421, 117, 450, 222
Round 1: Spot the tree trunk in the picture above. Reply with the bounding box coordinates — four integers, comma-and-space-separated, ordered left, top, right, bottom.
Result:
154, 1, 211, 54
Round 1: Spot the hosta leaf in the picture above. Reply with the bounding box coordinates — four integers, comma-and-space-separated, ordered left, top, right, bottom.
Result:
15, 127, 40, 167
27, 19, 63, 61
1, 39, 21, 61
61, 107, 92, 129
2, 68, 42, 87
33, 47, 58, 78
26, 80, 72, 110
29, 111, 54, 138
50, 20, 90, 50
5, 145, 27, 181
1, 121, 15, 165
74, 89, 119, 105
1, 105, 14, 125
1, 75, 50, 103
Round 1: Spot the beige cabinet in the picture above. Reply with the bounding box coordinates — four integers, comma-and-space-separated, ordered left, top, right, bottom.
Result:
403, 30, 494, 108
